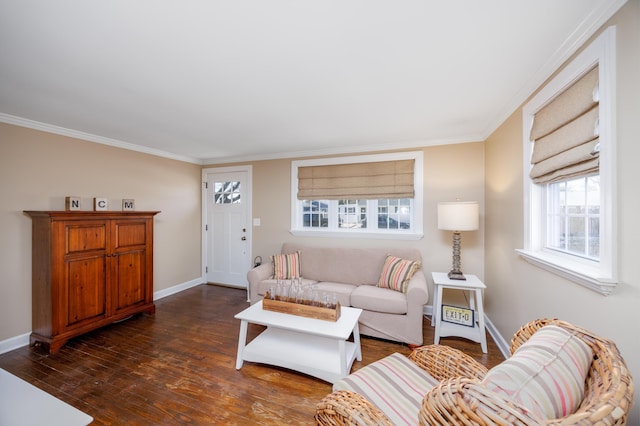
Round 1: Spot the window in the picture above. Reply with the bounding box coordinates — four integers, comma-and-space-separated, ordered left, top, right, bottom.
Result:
547, 176, 600, 259
291, 152, 423, 239
518, 27, 617, 295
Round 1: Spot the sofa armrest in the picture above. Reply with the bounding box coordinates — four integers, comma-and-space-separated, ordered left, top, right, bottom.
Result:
408, 345, 488, 381
247, 262, 273, 303
315, 390, 392, 426
406, 270, 429, 307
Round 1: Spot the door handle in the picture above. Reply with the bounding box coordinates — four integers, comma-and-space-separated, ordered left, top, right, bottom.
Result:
241, 236, 246, 241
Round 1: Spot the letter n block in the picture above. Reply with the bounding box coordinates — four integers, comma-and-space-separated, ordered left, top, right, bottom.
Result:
65, 196, 81, 211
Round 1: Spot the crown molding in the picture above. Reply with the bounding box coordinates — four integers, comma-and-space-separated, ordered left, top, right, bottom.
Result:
201, 136, 484, 165
0, 113, 204, 165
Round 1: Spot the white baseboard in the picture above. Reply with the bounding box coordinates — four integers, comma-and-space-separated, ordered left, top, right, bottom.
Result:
0, 278, 207, 355
153, 277, 205, 301
423, 305, 510, 360
483, 315, 511, 359
0, 333, 31, 356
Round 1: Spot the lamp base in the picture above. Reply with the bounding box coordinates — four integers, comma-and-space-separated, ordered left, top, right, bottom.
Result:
447, 270, 466, 280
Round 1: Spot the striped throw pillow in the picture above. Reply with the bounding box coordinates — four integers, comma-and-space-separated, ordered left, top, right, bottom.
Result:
377, 255, 421, 293
271, 251, 301, 279
482, 325, 593, 420
333, 352, 438, 426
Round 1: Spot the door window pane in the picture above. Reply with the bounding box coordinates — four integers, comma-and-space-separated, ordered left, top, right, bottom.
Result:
214, 181, 241, 204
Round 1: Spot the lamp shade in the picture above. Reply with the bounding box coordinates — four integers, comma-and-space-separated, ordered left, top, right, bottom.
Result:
437, 201, 479, 231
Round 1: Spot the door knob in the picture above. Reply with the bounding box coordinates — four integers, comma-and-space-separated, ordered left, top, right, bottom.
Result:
241, 236, 246, 241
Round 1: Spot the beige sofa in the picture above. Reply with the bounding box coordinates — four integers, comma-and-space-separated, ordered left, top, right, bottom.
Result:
247, 243, 429, 345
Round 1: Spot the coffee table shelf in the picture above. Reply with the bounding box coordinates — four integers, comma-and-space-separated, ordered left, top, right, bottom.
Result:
235, 301, 362, 384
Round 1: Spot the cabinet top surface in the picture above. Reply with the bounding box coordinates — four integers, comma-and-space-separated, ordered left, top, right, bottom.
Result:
24, 211, 161, 218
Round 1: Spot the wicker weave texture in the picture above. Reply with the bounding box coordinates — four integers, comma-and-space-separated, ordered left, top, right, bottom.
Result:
408, 344, 488, 382
315, 390, 393, 426
419, 377, 542, 425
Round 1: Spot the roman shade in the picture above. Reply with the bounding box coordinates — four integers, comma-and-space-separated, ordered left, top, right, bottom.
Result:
297, 159, 415, 200
529, 66, 600, 184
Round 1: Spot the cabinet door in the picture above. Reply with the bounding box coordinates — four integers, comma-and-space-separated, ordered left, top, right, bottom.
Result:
56, 220, 109, 332
111, 218, 151, 313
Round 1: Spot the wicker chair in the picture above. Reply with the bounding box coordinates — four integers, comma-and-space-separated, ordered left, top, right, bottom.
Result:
315, 319, 635, 425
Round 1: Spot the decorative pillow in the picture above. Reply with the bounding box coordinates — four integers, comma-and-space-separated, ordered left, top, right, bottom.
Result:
334, 352, 439, 426
377, 255, 421, 293
271, 251, 301, 279
481, 325, 593, 420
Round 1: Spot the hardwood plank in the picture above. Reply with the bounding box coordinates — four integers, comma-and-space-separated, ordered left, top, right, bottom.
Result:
0, 284, 504, 425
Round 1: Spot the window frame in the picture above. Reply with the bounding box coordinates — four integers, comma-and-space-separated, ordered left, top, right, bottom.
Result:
290, 151, 424, 240
518, 27, 617, 295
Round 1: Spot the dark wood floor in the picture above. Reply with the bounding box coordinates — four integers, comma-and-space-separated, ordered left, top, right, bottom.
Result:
0, 284, 504, 425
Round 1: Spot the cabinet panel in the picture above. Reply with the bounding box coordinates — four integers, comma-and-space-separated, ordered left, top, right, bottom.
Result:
65, 256, 107, 327
66, 223, 107, 254
114, 250, 146, 311
114, 221, 146, 248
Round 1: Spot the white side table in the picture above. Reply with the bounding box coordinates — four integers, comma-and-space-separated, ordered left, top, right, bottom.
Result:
431, 272, 487, 353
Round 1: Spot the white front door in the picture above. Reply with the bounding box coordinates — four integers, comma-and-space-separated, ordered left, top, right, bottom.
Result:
203, 166, 252, 288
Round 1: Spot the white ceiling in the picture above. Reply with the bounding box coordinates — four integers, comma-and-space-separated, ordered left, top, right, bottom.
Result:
0, 0, 626, 164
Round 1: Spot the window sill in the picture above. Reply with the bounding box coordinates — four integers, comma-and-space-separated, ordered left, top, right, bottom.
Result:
290, 229, 424, 241
516, 249, 617, 296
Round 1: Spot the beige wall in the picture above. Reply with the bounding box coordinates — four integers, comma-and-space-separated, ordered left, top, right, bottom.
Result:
485, 1, 639, 422
0, 123, 203, 342
211, 142, 485, 301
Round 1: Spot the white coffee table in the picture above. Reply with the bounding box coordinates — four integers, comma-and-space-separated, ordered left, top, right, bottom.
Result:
235, 301, 362, 384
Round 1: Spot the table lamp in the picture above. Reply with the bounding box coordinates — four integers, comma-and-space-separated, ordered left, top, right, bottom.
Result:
438, 201, 479, 280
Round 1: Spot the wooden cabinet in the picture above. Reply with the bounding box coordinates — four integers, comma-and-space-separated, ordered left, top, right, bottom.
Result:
24, 211, 160, 353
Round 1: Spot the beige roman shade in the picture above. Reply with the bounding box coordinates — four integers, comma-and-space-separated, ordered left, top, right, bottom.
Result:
529, 66, 600, 184
297, 159, 415, 200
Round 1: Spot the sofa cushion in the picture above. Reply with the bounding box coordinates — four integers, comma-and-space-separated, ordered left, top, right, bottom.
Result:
313, 282, 357, 307
271, 251, 300, 279
351, 285, 407, 314
377, 255, 421, 293
333, 353, 438, 426
481, 325, 593, 420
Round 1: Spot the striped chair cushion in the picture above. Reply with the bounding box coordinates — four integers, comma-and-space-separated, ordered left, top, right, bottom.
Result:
271, 251, 300, 279
482, 325, 593, 420
377, 255, 421, 293
333, 353, 438, 425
